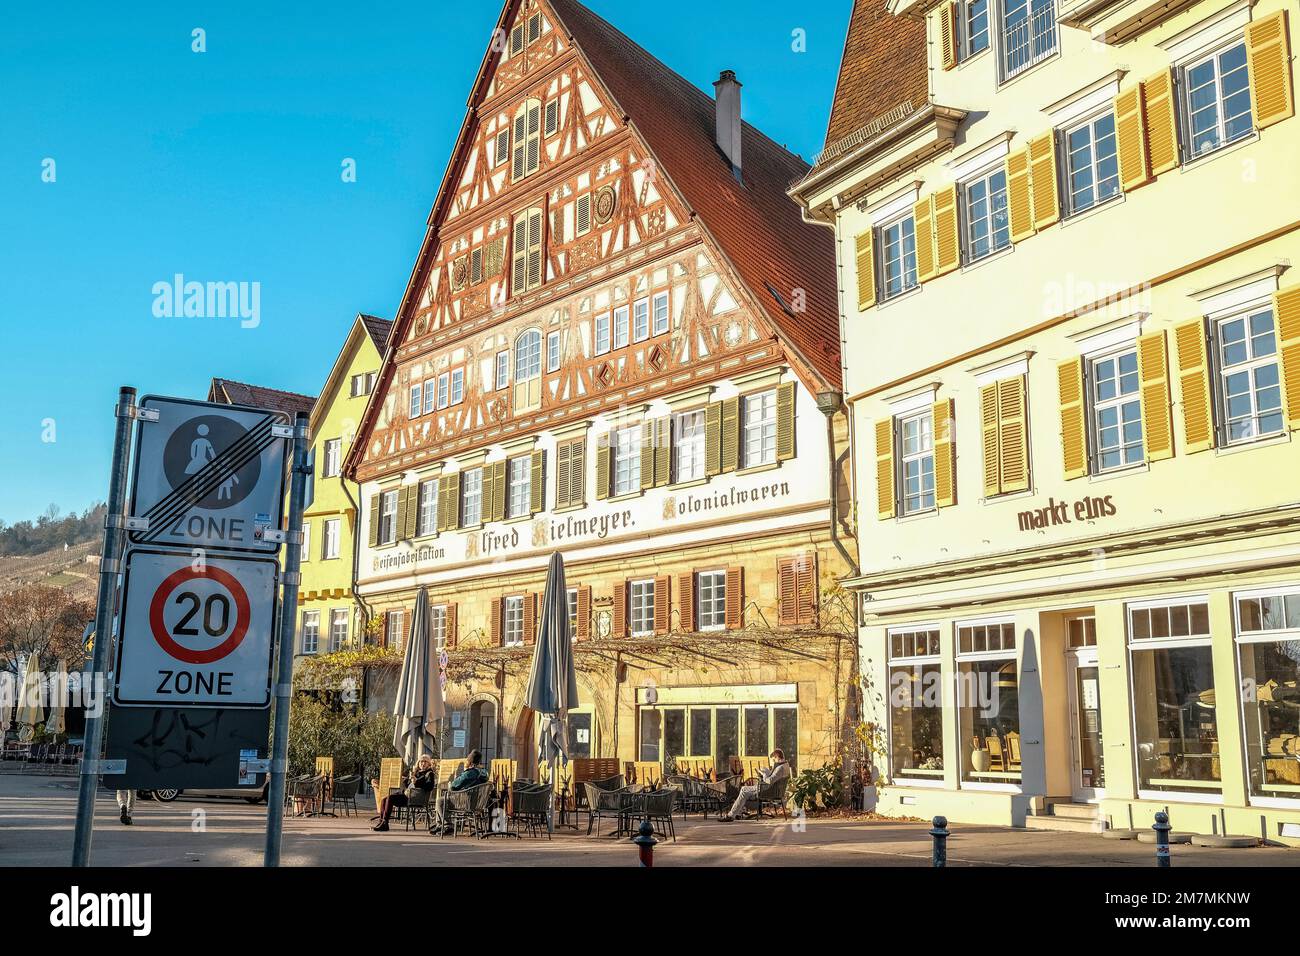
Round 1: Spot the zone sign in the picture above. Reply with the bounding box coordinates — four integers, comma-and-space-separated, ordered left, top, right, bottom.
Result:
113, 548, 278, 708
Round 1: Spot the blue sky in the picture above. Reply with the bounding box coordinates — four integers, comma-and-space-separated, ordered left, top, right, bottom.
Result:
0, 0, 849, 525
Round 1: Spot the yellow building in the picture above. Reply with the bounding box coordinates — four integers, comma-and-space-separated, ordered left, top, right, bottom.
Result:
794, 0, 1300, 842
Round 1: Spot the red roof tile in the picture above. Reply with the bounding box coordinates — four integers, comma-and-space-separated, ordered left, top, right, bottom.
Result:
207, 378, 316, 418
359, 314, 393, 353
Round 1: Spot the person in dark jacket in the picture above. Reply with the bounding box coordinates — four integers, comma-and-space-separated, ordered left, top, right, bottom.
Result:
450, 749, 490, 791
373, 755, 436, 831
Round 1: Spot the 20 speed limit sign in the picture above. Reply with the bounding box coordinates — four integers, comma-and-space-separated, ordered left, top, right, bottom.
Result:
113, 548, 278, 708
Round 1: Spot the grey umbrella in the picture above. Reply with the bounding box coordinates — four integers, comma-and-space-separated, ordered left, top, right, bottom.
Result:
392, 587, 445, 767
524, 552, 580, 831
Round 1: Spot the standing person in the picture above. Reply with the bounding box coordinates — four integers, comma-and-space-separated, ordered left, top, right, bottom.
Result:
372, 755, 436, 832
116, 789, 134, 826
719, 750, 790, 822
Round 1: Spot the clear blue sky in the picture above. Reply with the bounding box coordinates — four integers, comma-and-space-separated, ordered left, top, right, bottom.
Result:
0, 0, 849, 525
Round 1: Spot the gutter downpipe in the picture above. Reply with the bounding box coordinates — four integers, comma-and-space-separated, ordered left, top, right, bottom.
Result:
816, 390, 859, 578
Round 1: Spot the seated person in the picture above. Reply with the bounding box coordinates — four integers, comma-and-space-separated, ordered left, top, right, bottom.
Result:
450, 749, 490, 791
373, 755, 436, 832
719, 749, 790, 822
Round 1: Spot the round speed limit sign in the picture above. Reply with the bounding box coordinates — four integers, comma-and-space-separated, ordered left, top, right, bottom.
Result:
113, 549, 278, 708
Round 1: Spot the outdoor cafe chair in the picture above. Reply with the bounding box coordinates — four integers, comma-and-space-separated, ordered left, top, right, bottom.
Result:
330, 774, 361, 817
402, 787, 433, 832
641, 789, 677, 843
445, 783, 491, 838
754, 776, 791, 820
583, 781, 631, 837
509, 783, 552, 839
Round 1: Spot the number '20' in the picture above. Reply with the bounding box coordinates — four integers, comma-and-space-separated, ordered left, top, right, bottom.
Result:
173, 591, 231, 637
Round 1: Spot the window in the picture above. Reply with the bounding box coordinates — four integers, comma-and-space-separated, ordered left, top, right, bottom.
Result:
386, 609, 405, 651
430, 605, 447, 652
576, 194, 592, 236
322, 438, 342, 478
889, 627, 944, 782
1128, 598, 1218, 794
544, 99, 559, 137
460, 467, 483, 527
965, 0, 989, 56
470, 248, 483, 285
567, 589, 579, 637
1184, 41, 1252, 160
329, 608, 348, 652
351, 372, 375, 397
957, 620, 1020, 784
964, 167, 1009, 261
652, 292, 670, 336
1215, 307, 1283, 444
511, 207, 544, 293
450, 368, 464, 405
612, 426, 641, 495
1002, 0, 1057, 79
613, 305, 630, 349
546, 330, 561, 373
512, 100, 542, 181
507, 455, 531, 518
898, 409, 935, 515
504, 596, 524, 647
423, 378, 436, 415
556, 437, 585, 509
378, 490, 398, 545
697, 570, 727, 630
301, 611, 320, 655
494, 129, 510, 167
515, 329, 542, 382
741, 390, 777, 468
301, 521, 311, 558
1068, 615, 1097, 648
633, 299, 650, 342
409, 384, 422, 419
1235, 588, 1300, 801
496, 351, 509, 391
416, 479, 438, 537
595, 313, 611, 354
673, 409, 707, 482
879, 214, 918, 300
322, 518, 340, 560
437, 373, 450, 410
629, 579, 655, 636
1065, 113, 1120, 214
1088, 346, 1144, 471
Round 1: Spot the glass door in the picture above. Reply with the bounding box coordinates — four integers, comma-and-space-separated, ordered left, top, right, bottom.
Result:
1067, 649, 1104, 800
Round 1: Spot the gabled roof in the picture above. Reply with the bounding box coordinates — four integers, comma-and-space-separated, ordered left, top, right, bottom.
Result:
306, 313, 391, 437
207, 378, 316, 418
547, 0, 842, 389
359, 314, 393, 353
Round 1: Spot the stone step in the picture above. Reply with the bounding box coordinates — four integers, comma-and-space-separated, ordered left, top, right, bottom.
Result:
1046, 802, 1100, 821
1024, 815, 1107, 833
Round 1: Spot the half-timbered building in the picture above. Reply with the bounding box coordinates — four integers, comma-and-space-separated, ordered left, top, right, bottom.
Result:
346, 0, 856, 777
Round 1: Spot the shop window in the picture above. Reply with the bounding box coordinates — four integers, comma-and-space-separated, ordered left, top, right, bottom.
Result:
1128, 597, 1220, 795
664, 709, 686, 762
957, 619, 1021, 785
773, 707, 799, 772
744, 707, 770, 758
716, 709, 740, 774
690, 709, 712, 757
639, 709, 662, 763
889, 626, 944, 783
1235, 589, 1300, 802
568, 712, 593, 759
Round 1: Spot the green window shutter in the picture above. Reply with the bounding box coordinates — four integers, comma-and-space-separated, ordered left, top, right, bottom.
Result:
395, 486, 410, 541
368, 493, 381, 547
529, 449, 545, 514
555, 441, 571, 508
720, 397, 740, 472
640, 422, 655, 490
596, 435, 611, 500
654, 417, 671, 486
446, 473, 461, 530
491, 461, 507, 523
402, 485, 419, 539
776, 382, 795, 461
569, 439, 586, 505
705, 402, 722, 476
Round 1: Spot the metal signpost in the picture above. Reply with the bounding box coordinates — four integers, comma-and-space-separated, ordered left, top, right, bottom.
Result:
73, 391, 305, 867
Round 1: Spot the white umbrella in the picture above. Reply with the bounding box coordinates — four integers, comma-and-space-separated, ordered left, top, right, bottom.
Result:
392, 587, 445, 767
524, 552, 580, 831
16, 655, 44, 742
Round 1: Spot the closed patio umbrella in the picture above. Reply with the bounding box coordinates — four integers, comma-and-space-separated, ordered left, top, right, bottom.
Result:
392, 587, 444, 768
45, 659, 67, 739
524, 552, 581, 832
16, 655, 44, 742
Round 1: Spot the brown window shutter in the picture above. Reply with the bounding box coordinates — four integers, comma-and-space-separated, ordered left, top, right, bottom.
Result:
490, 597, 503, 647
654, 417, 671, 486
576, 586, 591, 641
653, 575, 670, 635
368, 493, 381, 546
932, 398, 956, 508
678, 573, 695, 632
380, 610, 391, 648
1058, 357, 1089, 480
529, 449, 545, 513
523, 592, 537, 645
446, 603, 458, 649
1276, 286, 1300, 430
595, 434, 611, 499
777, 557, 797, 627
395, 485, 411, 541
796, 552, 818, 626
403, 607, 413, 651
612, 581, 627, 638
724, 566, 744, 630
640, 421, 655, 490
720, 397, 740, 472
705, 402, 722, 475
776, 382, 796, 461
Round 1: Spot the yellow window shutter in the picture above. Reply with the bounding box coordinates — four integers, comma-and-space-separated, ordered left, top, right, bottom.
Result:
980, 383, 1001, 496
595, 434, 611, 499
1028, 132, 1060, 231
1005, 148, 1034, 243
1114, 85, 1153, 192
640, 421, 656, 490
914, 195, 937, 282
705, 402, 722, 476
932, 185, 960, 276
720, 397, 740, 472
776, 381, 796, 461
997, 376, 1030, 493
1143, 69, 1180, 175
1246, 10, 1295, 130
1174, 320, 1215, 453
932, 398, 956, 508
854, 231, 876, 310
1058, 357, 1088, 480
1137, 330, 1175, 461
940, 1, 959, 70
874, 418, 895, 520
529, 449, 545, 513
1275, 285, 1300, 429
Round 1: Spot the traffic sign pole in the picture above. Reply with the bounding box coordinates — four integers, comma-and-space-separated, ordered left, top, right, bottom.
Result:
73, 386, 139, 867
264, 412, 310, 867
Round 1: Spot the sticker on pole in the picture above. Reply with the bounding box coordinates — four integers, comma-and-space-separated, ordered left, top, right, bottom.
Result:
112, 548, 278, 708
128, 395, 290, 554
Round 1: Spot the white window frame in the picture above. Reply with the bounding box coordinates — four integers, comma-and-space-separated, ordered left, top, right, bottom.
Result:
887, 625, 946, 787
504, 596, 525, 647
897, 408, 936, 515
329, 608, 348, 652
1212, 304, 1285, 446
515, 329, 542, 382
633, 298, 650, 342
409, 384, 422, 419
461, 467, 484, 527
999, 0, 1058, 82
955, 616, 1021, 791
437, 372, 450, 410
423, 378, 436, 415
629, 579, 656, 637
386, 609, 405, 652
1086, 343, 1145, 472
301, 521, 311, 558
322, 518, 341, 560
450, 368, 464, 405
1180, 38, 1253, 163
595, 312, 611, 355
1233, 585, 1300, 806
378, 490, 398, 545
322, 438, 342, 478
430, 604, 448, 652
696, 570, 727, 631
301, 611, 320, 655
878, 213, 918, 301
962, 165, 1011, 263
652, 291, 670, 336
507, 454, 531, 519
1063, 111, 1121, 216
546, 330, 562, 373
964, 0, 990, 58
612, 425, 641, 496
613, 305, 630, 350
567, 588, 579, 637
417, 479, 438, 537
673, 409, 707, 483
496, 350, 510, 391
741, 389, 778, 468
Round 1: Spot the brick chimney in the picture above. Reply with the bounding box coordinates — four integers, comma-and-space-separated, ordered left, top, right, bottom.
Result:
713, 70, 743, 179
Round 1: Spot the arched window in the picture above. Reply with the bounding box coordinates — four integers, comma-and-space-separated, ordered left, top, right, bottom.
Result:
512, 99, 542, 181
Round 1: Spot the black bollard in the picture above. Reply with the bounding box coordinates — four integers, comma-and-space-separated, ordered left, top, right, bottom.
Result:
930, 815, 949, 867
1152, 811, 1171, 868
633, 818, 658, 867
